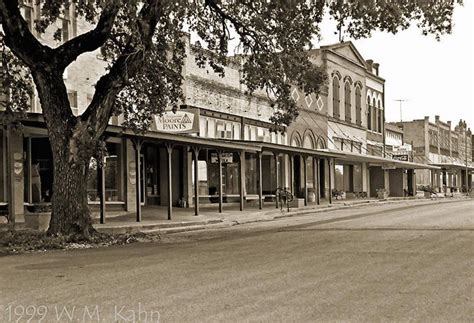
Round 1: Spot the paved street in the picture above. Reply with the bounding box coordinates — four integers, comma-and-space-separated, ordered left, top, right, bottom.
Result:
1, 199, 473, 322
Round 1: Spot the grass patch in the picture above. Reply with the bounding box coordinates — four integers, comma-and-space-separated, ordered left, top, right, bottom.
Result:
0, 230, 160, 255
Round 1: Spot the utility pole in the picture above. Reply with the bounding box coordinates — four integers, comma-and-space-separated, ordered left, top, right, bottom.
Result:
394, 99, 408, 122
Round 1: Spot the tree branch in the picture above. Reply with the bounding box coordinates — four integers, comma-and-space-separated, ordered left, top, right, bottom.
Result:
80, 0, 163, 139
0, 0, 53, 69
54, 0, 121, 69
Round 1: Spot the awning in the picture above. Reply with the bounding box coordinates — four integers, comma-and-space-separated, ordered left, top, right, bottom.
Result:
249, 141, 345, 158
106, 126, 261, 152
332, 150, 441, 170
430, 163, 474, 171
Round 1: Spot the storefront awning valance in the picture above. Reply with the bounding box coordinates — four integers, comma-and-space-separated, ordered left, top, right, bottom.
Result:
332, 150, 441, 170
430, 163, 474, 171
232, 140, 345, 158
106, 126, 261, 152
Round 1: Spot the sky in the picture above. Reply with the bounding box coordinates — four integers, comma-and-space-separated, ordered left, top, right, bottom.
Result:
316, 1, 474, 129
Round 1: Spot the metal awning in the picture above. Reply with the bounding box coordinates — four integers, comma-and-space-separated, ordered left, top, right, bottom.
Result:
106, 126, 261, 152
230, 140, 345, 158
430, 163, 474, 171
332, 150, 441, 170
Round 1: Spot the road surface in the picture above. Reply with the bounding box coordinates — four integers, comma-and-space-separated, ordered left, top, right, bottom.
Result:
1, 199, 473, 322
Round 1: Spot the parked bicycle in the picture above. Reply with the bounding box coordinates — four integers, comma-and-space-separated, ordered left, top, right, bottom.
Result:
275, 187, 294, 212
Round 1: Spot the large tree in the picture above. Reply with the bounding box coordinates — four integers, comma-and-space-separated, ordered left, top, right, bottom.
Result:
0, 0, 460, 237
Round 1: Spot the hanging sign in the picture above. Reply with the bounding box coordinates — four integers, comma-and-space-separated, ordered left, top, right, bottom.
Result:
211, 153, 234, 164
153, 110, 199, 133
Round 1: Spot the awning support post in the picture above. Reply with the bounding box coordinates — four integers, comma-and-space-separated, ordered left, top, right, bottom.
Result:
218, 150, 223, 213
315, 157, 320, 205
303, 156, 308, 206
257, 152, 263, 210
274, 152, 280, 209
239, 151, 245, 211
328, 158, 334, 204
192, 147, 200, 216
132, 139, 143, 222
166, 143, 173, 220
98, 157, 106, 224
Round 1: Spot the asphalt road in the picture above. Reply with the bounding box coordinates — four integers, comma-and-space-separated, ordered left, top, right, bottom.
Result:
1, 199, 473, 322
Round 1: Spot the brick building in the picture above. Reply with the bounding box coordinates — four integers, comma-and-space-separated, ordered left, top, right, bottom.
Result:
393, 117, 473, 192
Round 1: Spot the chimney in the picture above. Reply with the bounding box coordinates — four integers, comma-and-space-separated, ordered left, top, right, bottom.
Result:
435, 115, 440, 122
373, 63, 379, 76
366, 59, 373, 73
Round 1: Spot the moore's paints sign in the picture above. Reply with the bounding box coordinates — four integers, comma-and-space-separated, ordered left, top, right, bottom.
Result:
153, 110, 199, 133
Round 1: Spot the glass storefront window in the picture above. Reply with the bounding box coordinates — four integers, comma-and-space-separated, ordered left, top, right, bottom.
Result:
335, 165, 344, 191
30, 137, 54, 203
245, 153, 257, 195
87, 142, 123, 202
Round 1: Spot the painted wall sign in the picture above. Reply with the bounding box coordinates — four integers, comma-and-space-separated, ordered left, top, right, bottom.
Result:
153, 110, 199, 133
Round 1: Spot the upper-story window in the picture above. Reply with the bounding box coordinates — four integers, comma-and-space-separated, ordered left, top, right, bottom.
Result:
372, 98, 377, 132
61, 8, 71, 42
377, 100, 383, 133
355, 86, 362, 126
332, 76, 340, 119
367, 97, 372, 130
344, 82, 351, 123
22, 0, 34, 31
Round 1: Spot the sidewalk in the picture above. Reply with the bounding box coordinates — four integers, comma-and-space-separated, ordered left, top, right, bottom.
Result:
94, 195, 471, 235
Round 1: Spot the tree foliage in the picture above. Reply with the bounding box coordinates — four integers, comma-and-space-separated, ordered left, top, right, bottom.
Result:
1, 0, 461, 128
0, 0, 461, 236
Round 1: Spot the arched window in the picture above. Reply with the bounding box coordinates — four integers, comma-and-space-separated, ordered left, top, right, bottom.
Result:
355, 86, 362, 126
344, 82, 351, 123
372, 98, 377, 132
332, 76, 340, 118
378, 100, 383, 133
367, 96, 372, 130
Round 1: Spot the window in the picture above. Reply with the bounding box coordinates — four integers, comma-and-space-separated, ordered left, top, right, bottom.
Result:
372, 98, 377, 132
344, 82, 351, 123
355, 86, 362, 126
332, 76, 340, 118
61, 7, 71, 42
367, 97, 372, 130
377, 100, 383, 133
67, 90, 78, 115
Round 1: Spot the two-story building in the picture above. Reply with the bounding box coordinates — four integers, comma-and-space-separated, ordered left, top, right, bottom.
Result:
393, 117, 473, 193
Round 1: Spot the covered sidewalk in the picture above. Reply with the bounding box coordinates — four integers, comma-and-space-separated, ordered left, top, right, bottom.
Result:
331, 150, 441, 198
98, 127, 344, 225
429, 162, 474, 194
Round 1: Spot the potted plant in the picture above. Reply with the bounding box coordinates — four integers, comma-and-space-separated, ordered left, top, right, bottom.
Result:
420, 185, 433, 198
376, 188, 389, 199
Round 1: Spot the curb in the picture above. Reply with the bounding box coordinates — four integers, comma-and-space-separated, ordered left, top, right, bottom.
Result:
94, 197, 471, 235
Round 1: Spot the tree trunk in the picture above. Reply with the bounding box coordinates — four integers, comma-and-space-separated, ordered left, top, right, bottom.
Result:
46, 132, 96, 238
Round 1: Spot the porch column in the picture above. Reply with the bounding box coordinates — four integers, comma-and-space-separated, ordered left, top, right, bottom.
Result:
411, 170, 417, 196
239, 151, 245, 211
98, 159, 106, 224
257, 152, 263, 210
6, 126, 15, 225
132, 139, 143, 222
384, 169, 390, 196
303, 156, 308, 206
274, 152, 280, 208
289, 155, 294, 194
218, 150, 223, 213
192, 147, 200, 216
315, 157, 320, 205
328, 158, 334, 204
166, 144, 173, 220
